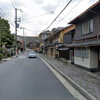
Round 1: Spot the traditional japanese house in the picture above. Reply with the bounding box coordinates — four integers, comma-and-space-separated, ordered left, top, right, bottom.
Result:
68, 1, 100, 72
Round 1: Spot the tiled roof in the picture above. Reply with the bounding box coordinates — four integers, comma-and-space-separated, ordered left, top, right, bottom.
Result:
68, 39, 100, 47
69, 1, 100, 24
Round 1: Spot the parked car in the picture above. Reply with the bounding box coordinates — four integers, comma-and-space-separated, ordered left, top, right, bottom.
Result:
28, 51, 36, 58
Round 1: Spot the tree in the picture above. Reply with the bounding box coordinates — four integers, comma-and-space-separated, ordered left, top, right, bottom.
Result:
0, 17, 14, 48
0, 17, 14, 60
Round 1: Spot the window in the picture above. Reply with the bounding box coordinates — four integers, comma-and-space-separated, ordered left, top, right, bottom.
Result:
99, 15, 100, 33
89, 19, 93, 33
74, 48, 88, 58
82, 19, 93, 35
82, 24, 85, 34
86, 21, 89, 33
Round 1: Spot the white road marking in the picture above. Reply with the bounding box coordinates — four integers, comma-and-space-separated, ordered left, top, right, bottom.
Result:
40, 57, 88, 100
4, 58, 11, 61
19, 56, 26, 59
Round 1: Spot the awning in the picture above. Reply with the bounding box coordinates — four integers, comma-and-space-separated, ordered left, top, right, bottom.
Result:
58, 47, 69, 51
53, 42, 62, 45
47, 44, 55, 47
68, 39, 100, 47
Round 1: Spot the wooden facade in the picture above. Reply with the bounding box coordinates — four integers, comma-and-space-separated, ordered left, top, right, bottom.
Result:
69, 1, 100, 72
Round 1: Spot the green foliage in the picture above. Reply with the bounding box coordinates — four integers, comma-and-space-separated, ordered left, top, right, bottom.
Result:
0, 53, 3, 60
7, 52, 11, 57
0, 17, 14, 49
0, 47, 6, 60
0, 17, 14, 59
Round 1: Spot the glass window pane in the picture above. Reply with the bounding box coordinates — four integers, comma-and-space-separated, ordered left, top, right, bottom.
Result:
84, 22, 87, 34
74, 48, 88, 58
90, 19, 93, 33
86, 21, 89, 33
82, 24, 84, 35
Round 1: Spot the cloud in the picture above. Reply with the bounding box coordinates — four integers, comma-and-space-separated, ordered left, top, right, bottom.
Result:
0, 2, 14, 23
42, 4, 56, 12
0, 0, 99, 36
34, 0, 44, 5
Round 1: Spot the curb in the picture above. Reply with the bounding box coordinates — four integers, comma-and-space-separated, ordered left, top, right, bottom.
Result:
44, 54, 100, 81
0, 59, 6, 63
39, 56, 97, 100
71, 64, 100, 81
0, 57, 14, 64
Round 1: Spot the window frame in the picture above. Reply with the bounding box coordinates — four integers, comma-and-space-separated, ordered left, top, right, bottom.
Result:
74, 48, 89, 58
81, 19, 93, 35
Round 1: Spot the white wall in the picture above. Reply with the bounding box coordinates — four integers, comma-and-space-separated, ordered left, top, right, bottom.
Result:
74, 48, 98, 69
74, 56, 90, 68
74, 48, 91, 68
90, 49, 98, 68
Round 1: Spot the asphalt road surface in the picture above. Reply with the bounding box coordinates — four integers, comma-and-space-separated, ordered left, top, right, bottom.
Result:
0, 52, 76, 100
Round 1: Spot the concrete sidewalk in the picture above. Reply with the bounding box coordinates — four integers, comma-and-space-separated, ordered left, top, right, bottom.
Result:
0, 56, 17, 64
39, 54, 100, 100
0, 58, 10, 63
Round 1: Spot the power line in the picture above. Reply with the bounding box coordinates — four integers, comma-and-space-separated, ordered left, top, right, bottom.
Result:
9, 0, 16, 9
24, 28, 34, 32
57, 0, 98, 24
45, 0, 61, 26
15, 0, 20, 9
54, 0, 61, 11
24, 28, 42, 32
0, 9, 15, 28
0, 8, 15, 27
0, 9, 15, 27
53, 12, 68, 23
22, 11, 54, 21
44, 0, 72, 31
16, 0, 19, 8
0, 12, 5, 18
58, 0, 82, 23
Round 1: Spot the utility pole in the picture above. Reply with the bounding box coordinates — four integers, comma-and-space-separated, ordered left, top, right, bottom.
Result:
0, 30, 1, 49
23, 27, 25, 51
15, 8, 22, 56
15, 8, 18, 56
20, 27, 26, 52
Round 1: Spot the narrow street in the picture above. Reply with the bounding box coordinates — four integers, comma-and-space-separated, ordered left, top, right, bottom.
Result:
0, 52, 76, 100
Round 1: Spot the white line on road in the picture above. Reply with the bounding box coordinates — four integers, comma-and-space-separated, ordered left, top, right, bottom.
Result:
19, 56, 26, 59
40, 57, 88, 100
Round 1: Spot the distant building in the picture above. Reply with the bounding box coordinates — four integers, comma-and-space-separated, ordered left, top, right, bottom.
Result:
38, 30, 51, 53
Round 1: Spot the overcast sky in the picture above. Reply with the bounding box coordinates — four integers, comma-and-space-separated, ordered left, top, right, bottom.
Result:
0, 0, 99, 36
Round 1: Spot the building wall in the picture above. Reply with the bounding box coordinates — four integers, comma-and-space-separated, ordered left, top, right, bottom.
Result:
47, 48, 51, 56
74, 48, 90, 68
74, 57, 90, 68
63, 34, 72, 44
52, 48, 55, 57
69, 50, 74, 63
99, 48, 100, 59
90, 49, 98, 69
63, 25, 75, 36
39, 42, 43, 51
53, 36, 59, 43
75, 15, 99, 41
58, 25, 75, 44
74, 48, 98, 69
59, 31, 63, 43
